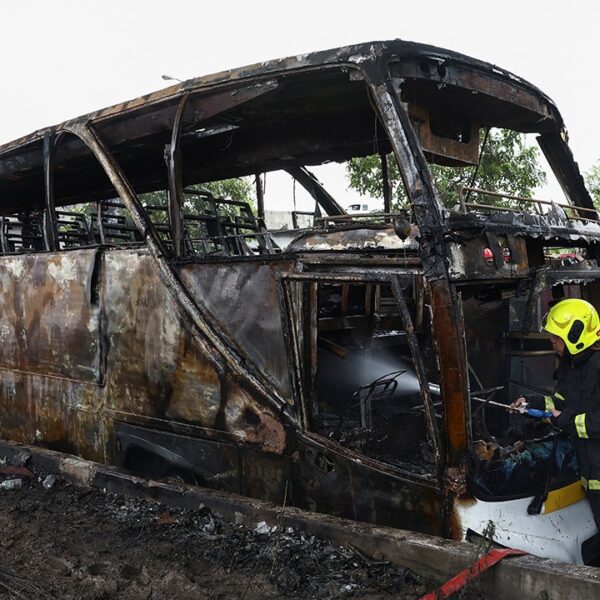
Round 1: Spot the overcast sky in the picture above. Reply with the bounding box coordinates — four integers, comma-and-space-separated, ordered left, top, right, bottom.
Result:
0, 1, 597, 212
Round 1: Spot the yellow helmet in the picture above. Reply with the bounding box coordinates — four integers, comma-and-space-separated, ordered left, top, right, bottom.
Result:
542, 298, 600, 355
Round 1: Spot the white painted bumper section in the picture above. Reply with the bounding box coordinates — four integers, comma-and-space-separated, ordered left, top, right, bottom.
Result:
455, 489, 597, 564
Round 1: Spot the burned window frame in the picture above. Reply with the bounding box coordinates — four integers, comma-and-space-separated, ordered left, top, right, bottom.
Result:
277, 271, 443, 479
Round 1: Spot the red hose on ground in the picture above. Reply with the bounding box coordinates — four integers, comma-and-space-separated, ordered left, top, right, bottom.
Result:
418, 547, 528, 600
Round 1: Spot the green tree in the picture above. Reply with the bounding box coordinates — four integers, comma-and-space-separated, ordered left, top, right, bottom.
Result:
184, 177, 255, 217
199, 178, 254, 203
139, 177, 255, 222
346, 129, 547, 210
586, 161, 600, 207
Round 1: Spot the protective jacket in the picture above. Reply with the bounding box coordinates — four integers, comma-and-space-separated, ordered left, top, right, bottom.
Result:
528, 348, 600, 493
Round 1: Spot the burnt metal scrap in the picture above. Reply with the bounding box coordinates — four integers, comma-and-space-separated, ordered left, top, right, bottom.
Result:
0, 40, 599, 560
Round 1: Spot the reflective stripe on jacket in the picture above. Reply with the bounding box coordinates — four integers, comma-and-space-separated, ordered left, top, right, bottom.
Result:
528, 349, 600, 492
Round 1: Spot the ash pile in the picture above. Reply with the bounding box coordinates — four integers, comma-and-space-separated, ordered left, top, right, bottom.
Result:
0, 454, 432, 599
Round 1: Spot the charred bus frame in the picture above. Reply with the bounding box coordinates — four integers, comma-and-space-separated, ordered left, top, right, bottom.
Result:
0, 40, 599, 561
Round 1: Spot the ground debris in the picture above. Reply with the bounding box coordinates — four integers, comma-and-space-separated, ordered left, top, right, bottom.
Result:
42, 474, 56, 489
0, 478, 23, 491
0, 466, 34, 479
8, 450, 31, 467
0, 467, 432, 599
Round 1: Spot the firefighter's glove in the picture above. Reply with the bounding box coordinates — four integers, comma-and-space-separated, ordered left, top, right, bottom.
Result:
551, 409, 576, 435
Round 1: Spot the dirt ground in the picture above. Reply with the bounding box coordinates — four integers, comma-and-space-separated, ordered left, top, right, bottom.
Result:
0, 459, 439, 599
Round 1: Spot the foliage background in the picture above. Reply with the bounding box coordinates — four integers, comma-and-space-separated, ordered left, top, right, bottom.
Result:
346, 129, 547, 209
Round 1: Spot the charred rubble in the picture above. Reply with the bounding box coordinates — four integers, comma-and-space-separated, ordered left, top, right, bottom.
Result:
0, 459, 429, 599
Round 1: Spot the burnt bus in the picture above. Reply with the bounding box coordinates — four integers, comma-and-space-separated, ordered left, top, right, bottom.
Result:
0, 40, 598, 564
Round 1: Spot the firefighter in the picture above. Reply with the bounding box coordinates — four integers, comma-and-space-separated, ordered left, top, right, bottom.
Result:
511, 298, 600, 529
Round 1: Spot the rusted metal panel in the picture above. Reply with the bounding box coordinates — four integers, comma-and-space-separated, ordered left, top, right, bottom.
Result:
241, 446, 291, 504
116, 422, 242, 493
222, 380, 286, 453
0, 369, 106, 460
430, 282, 470, 470
101, 249, 222, 422
389, 57, 556, 126
288, 225, 419, 253
347, 463, 442, 536
66, 122, 294, 429
294, 434, 444, 536
101, 249, 288, 454
177, 259, 296, 401
0, 250, 103, 382
447, 235, 530, 280
0, 245, 291, 469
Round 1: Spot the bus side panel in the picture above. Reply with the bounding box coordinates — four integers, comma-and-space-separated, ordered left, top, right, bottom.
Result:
178, 260, 295, 402
102, 250, 223, 426
293, 435, 444, 536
